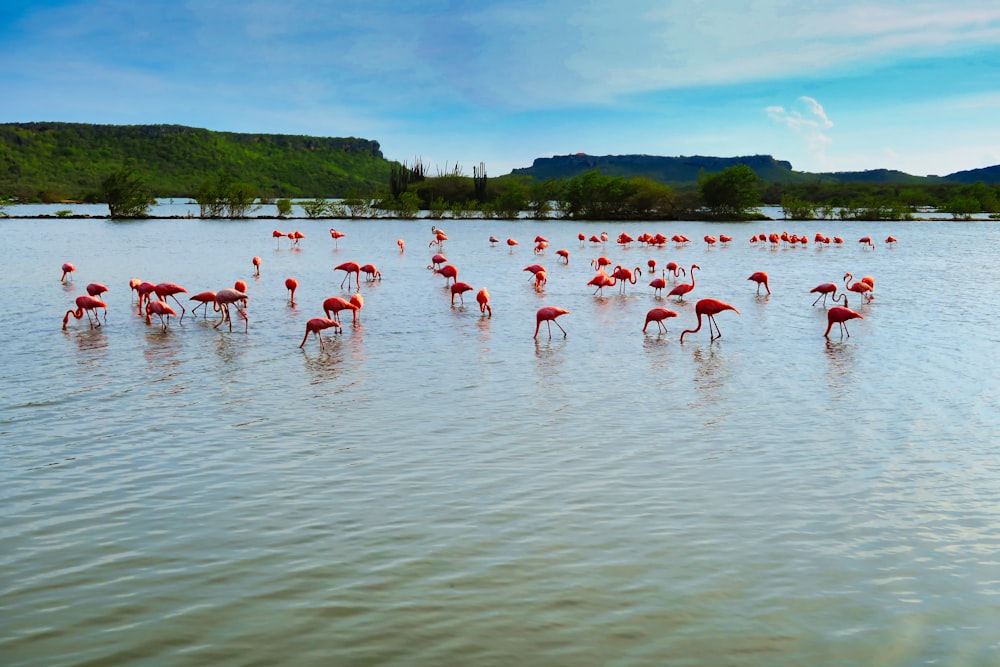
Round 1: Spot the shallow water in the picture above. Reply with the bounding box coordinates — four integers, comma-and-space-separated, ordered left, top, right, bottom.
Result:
2, 214, 1000, 666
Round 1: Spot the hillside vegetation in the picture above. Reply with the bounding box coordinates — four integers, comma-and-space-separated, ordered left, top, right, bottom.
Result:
0, 122, 392, 201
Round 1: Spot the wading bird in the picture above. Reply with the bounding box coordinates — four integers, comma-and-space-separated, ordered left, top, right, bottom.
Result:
534, 306, 570, 339
825, 304, 863, 338
300, 318, 341, 350
643, 307, 678, 333
747, 271, 770, 295
667, 265, 699, 301
679, 298, 740, 343
62, 295, 106, 329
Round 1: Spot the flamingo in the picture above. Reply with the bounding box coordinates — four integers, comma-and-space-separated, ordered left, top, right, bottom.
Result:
61, 263, 75, 282
533, 270, 547, 290
300, 318, 340, 349
667, 264, 699, 301
858, 236, 875, 250
649, 270, 668, 297
428, 254, 448, 270
329, 228, 345, 247
435, 264, 459, 285
429, 230, 448, 247
322, 296, 358, 325
252, 256, 261, 276
611, 265, 642, 294
665, 261, 686, 282
450, 282, 474, 305
129, 278, 142, 303
476, 288, 492, 317
643, 307, 678, 333
523, 264, 546, 279
273, 229, 285, 247
587, 270, 616, 295
349, 293, 364, 324
213, 289, 249, 332
189, 291, 218, 319
808, 283, 844, 307
534, 306, 570, 339
747, 271, 770, 295
134, 281, 156, 313
578, 233, 586, 245
506, 238, 519, 252
719, 234, 733, 244
489, 236, 499, 246
534, 240, 549, 254
844, 273, 873, 303
153, 282, 188, 319
397, 239, 405, 253
234, 279, 248, 294
591, 256, 613, 272
885, 236, 897, 246
556, 249, 569, 264
680, 298, 740, 343
825, 304, 864, 338
360, 264, 381, 281
335, 261, 361, 291
86, 282, 108, 300
62, 295, 106, 329
291, 230, 305, 247
285, 278, 298, 305
145, 300, 177, 331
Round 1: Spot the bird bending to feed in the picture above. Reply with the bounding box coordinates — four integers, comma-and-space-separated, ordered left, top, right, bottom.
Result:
335, 261, 361, 291
643, 307, 678, 333
534, 306, 570, 339
300, 318, 341, 350
322, 296, 358, 325
809, 283, 844, 307
680, 298, 740, 343
285, 278, 298, 305
450, 282, 474, 305
252, 256, 261, 276
435, 264, 459, 285
213, 289, 249, 332
145, 300, 177, 331
747, 271, 770, 295
189, 291, 218, 319
153, 282, 188, 319
63, 295, 106, 329
397, 239, 405, 253
825, 304, 863, 338
360, 264, 381, 281
476, 288, 492, 316
61, 263, 75, 282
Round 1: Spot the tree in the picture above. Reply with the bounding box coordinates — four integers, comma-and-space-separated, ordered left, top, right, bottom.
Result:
102, 167, 153, 218
276, 198, 293, 217
698, 165, 761, 218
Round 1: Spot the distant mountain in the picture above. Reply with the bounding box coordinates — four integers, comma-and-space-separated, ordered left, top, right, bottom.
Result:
0, 122, 392, 200
510, 153, 996, 186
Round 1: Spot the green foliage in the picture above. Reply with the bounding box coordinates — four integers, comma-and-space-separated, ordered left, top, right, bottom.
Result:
102, 167, 153, 218
301, 198, 330, 218
0, 122, 390, 200
195, 173, 259, 218
780, 195, 816, 220
55, 209, 72, 217
276, 198, 293, 217
699, 165, 761, 218
944, 196, 981, 220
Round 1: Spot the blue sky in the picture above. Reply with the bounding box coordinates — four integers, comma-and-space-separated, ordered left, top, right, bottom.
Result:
2, 1, 999, 177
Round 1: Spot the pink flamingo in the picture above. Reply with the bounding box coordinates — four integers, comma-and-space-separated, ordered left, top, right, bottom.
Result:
611, 265, 642, 294
747, 271, 770, 295
643, 307, 678, 333
556, 249, 570, 263
450, 282, 474, 305
273, 230, 285, 248
809, 283, 844, 307
587, 270, 616, 295
667, 264, 699, 301
62, 295, 106, 329
189, 291, 218, 319
844, 273, 873, 303
135, 281, 157, 313
649, 270, 668, 297
322, 296, 358, 325
506, 238, 519, 252
534, 306, 570, 339
665, 261, 686, 282
680, 298, 740, 342
397, 239, 405, 253
300, 318, 341, 350
285, 278, 298, 305
476, 288, 492, 316
329, 228, 345, 247
145, 300, 177, 331
335, 261, 361, 291
252, 256, 261, 276
61, 263, 75, 282
360, 264, 381, 281
153, 282, 188, 319
825, 304, 863, 338
213, 289, 249, 332
349, 293, 364, 324
434, 264, 459, 285
428, 254, 448, 270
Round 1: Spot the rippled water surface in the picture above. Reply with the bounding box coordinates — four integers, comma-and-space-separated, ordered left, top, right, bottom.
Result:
2, 214, 1000, 666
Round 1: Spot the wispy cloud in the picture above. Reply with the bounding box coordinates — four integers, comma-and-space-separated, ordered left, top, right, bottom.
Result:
766, 97, 834, 163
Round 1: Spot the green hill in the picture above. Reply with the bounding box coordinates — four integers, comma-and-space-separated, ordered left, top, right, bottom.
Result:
0, 122, 393, 201
510, 153, 954, 186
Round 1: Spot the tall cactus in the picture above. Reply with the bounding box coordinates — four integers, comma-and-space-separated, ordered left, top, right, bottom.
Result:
473, 161, 487, 202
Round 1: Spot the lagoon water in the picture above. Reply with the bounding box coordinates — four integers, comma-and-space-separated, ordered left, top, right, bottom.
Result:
2, 209, 1000, 666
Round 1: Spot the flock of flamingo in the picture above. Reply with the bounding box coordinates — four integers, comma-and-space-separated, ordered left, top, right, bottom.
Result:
59, 224, 892, 347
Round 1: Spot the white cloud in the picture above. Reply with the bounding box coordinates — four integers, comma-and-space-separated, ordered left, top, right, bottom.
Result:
767, 97, 835, 163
